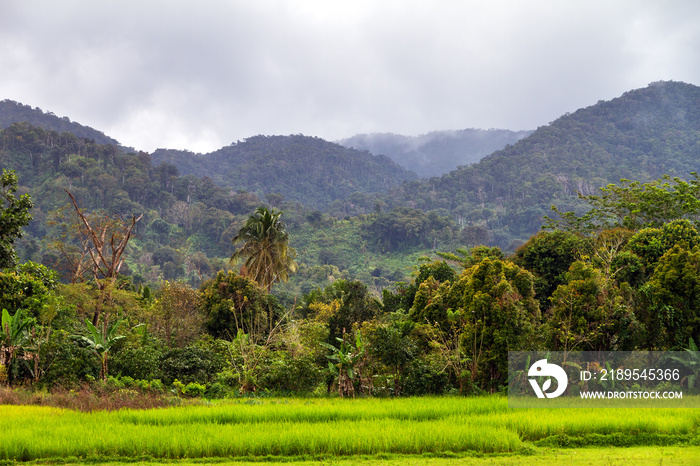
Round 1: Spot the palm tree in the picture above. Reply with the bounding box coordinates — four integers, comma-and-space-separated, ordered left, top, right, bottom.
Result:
230, 206, 297, 292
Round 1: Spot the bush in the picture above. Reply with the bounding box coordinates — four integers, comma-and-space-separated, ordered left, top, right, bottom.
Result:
39, 330, 99, 388
111, 345, 165, 381
172, 379, 206, 397
204, 381, 229, 398
104, 375, 166, 394
160, 346, 224, 385
182, 382, 206, 397
401, 360, 451, 396
258, 352, 323, 394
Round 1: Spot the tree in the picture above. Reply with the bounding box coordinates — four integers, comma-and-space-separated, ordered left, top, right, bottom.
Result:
0, 262, 57, 318
409, 276, 454, 331
545, 173, 700, 234
514, 230, 586, 309
546, 261, 638, 353
65, 190, 142, 327
302, 279, 380, 346
642, 245, 700, 350
363, 315, 416, 396
321, 332, 367, 397
0, 169, 33, 269
200, 270, 281, 340
625, 219, 700, 277
446, 257, 540, 392
148, 281, 203, 348
382, 260, 456, 315
230, 206, 297, 292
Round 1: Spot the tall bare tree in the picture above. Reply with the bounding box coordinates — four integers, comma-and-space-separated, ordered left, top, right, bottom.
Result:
65, 190, 142, 328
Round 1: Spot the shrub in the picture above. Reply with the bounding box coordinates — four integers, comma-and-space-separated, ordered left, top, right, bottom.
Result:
182, 382, 206, 397
160, 347, 224, 385
204, 381, 229, 398
39, 330, 99, 388
402, 360, 451, 396
172, 379, 206, 397
111, 344, 165, 381
258, 352, 323, 394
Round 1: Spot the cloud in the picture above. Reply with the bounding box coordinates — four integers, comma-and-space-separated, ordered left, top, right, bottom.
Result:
1, 0, 699, 153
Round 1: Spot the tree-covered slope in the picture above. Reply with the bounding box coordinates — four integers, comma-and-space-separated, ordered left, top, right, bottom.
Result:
0, 100, 121, 147
151, 135, 417, 210
0, 122, 456, 300
338, 128, 532, 178
378, 81, 700, 248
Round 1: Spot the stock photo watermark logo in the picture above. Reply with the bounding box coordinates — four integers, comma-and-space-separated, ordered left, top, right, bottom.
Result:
509, 351, 700, 408
527, 359, 568, 398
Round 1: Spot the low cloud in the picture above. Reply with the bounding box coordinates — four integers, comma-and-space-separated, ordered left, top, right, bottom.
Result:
1, 0, 699, 152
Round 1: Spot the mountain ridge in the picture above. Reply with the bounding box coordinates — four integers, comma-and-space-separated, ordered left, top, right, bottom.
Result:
0, 99, 123, 147
374, 80, 700, 248
151, 134, 418, 210
4, 79, 700, 251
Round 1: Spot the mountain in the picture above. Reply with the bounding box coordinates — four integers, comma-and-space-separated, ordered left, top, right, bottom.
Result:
373, 81, 700, 248
0, 122, 451, 300
6, 80, 700, 260
337, 129, 532, 178
0, 99, 122, 147
151, 135, 418, 210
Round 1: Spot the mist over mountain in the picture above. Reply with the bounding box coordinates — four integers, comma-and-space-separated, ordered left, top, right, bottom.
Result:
338, 128, 532, 178
375, 81, 700, 248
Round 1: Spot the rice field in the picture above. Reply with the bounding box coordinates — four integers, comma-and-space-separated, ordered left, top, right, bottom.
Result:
1, 396, 699, 462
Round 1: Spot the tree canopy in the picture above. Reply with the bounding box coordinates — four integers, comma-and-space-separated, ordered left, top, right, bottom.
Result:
230, 206, 297, 292
0, 169, 33, 269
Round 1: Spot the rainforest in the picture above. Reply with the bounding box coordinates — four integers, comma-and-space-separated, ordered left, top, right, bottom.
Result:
2, 81, 700, 464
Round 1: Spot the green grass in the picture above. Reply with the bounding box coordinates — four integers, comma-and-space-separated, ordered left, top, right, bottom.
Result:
1, 397, 699, 462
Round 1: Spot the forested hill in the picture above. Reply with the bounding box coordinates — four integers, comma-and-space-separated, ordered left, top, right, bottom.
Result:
377, 81, 700, 248
0, 100, 121, 147
151, 135, 418, 210
338, 128, 532, 178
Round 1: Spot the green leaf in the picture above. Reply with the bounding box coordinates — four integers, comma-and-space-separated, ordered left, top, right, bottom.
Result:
327, 361, 338, 375
84, 319, 102, 345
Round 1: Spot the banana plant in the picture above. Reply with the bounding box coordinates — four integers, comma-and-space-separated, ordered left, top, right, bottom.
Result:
321, 332, 365, 397
668, 338, 700, 389
1, 309, 35, 384
74, 318, 126, 381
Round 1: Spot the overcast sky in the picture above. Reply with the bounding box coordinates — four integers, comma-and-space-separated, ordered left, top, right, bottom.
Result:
1, 1, 699, 153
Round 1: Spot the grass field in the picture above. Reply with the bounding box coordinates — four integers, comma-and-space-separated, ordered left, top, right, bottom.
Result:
1, 396, 699, 464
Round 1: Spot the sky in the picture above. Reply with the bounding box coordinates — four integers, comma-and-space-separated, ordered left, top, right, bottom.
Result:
1, 0, 699, 154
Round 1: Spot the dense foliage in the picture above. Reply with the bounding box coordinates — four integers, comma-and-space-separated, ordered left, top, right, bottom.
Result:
152, 134, 418, 210
0, 170, 33, 268
372, 81, 700, 248
3, 80, 700, 397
